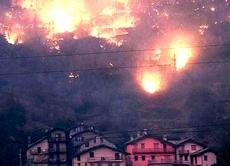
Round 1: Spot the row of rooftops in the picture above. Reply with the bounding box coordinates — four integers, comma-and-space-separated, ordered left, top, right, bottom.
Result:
27, 123, 216, 157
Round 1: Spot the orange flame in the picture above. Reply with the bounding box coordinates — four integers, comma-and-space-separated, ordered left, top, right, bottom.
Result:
5, 0, 137, 47
174, 47, 190, 70
137, 70, 162, 94
4, 24, 24, 45
170, 36, 193, 70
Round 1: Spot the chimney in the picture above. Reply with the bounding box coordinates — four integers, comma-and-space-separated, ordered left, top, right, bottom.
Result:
163, 135, 168, 141
143, 129, 148, 135
137, 131, 142, 137
130, 136, 134, 141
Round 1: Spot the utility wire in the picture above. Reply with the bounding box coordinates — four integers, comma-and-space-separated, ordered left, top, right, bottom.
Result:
0, 59, 230, 77
101, 127, 230, 140
99, 121, 230, 136
0, 43, 229, 61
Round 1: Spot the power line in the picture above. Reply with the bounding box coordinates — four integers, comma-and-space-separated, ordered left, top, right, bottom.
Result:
0, 43, 229, 61
101, 126, 230, 140
81, 125, 230, 140
99, 122, 230, 136
0, 59, 230, 77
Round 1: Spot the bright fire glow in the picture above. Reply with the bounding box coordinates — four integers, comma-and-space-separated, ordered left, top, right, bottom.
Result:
3, 0, 136, 47
39, 0, 90, 34
4, 24, 24, 45
140, 71, 162, 94
174, 47, 190, 69
171, 37, 192, 70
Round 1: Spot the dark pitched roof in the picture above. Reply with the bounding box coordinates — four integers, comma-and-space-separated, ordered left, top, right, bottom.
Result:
68, 123, 88, 131
125, 134, 175, 147
27, 128, 66, 149
75, 144, 128, 156
70, 129, 101, 138
175, 138, 207, 148
191, 148, 216, 157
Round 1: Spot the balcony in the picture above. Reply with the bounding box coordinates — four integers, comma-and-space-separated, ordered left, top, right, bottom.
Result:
132, 148, 174, 154
88, 157, 124, 162
175, 161, 190, 165
29, 158, 49, 164
49, 147, 67, 153
29, 157, 67, 164
148, 159, 174, 165
178, 149, 190, 154
49, 158, 67, 163
30, 149, 48, 155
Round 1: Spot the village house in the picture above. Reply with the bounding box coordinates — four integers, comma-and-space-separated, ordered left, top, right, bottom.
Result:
169, 138, 217, 166
190, 148, 217, 166
72, 136, 127, 166
125, 132, 176, 166
26, 128, 68, 166
69, 123, 101, 154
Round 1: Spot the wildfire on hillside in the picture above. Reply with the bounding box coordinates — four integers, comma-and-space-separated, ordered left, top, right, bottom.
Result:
0, 0, 229, 94
1, 0, 138, 46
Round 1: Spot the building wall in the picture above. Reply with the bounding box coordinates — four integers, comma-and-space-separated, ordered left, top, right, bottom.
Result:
27, 139, 49, 166
27, 129, 68, 166
126, 138, 175, 166
73, 147, 126, 166
193, 152, 217, 166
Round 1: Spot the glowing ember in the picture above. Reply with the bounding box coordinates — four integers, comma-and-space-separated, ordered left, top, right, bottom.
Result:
140, 71, 162, 94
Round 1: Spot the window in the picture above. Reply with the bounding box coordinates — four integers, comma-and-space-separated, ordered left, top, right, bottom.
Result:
78, 164, 80, 166
151, 156, 155, 160
204, 155, 208, 161
154, 143, 159, 150
98, 163, 102, 166
142, 156, 146, 161
115, 153, 120, 160
115, 163, 120, 166
37, 147, 41, 153
191, 145, 197, 151
134, 156, 138, 161
55, 133, 61, 138
163, 144, 167, 151
89, 152, 94, 158
141, 143, 145, 149
50, 153, 55, 159
50, 143, 54, 149
108, 163, 113, 166
100, 137, 104, 143
165, 155, 170, 161
77, 156, 81, 161
185, 155, 188, 161
85, 142, 89, 147
195, 157, 197, 164
85, 163, 87, 166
